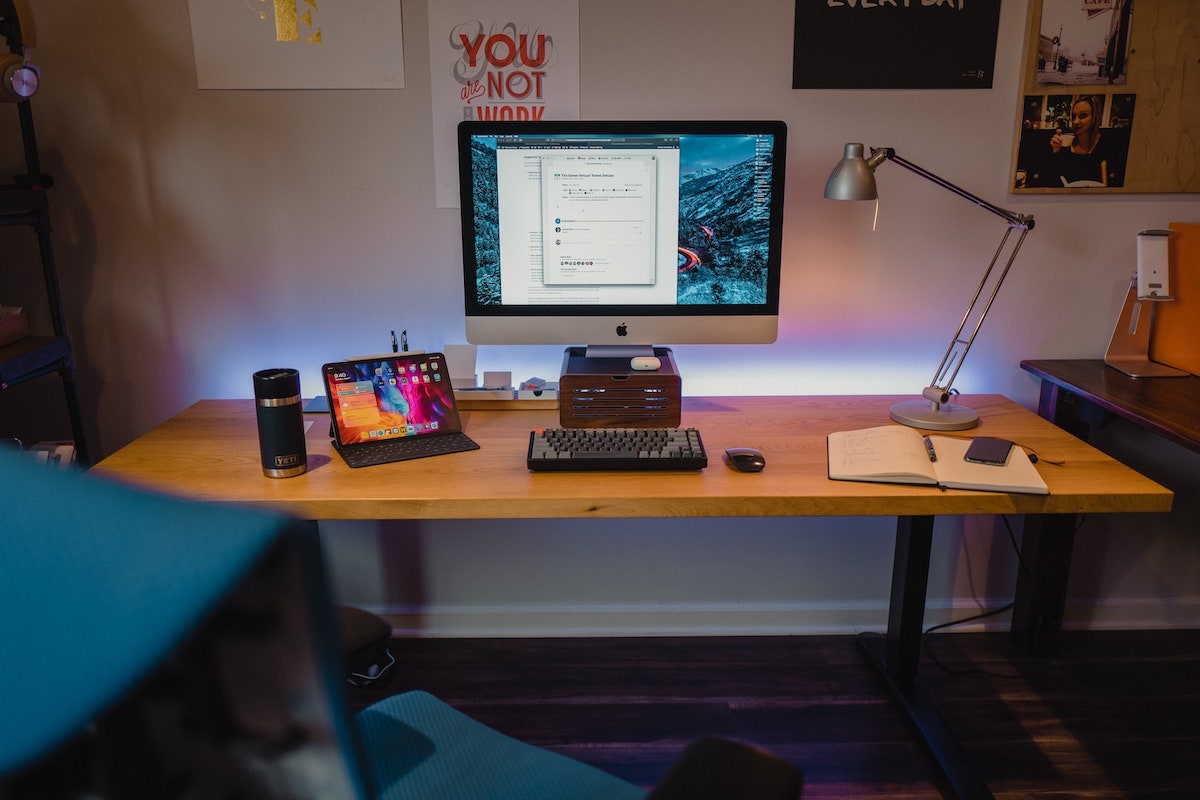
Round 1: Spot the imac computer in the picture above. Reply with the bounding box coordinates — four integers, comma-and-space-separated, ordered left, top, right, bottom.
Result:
456, 119, 787, 360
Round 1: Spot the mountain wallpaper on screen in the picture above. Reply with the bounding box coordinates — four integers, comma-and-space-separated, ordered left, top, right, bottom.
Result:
470, 135, 772, 306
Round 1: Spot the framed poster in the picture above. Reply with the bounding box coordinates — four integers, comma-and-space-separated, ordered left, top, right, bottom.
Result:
792, 0, 1001, 90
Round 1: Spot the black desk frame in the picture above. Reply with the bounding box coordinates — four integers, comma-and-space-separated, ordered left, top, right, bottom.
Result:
875, 356, 1200, 800
865, 515, 997, 800
1015, 359, 1200, 656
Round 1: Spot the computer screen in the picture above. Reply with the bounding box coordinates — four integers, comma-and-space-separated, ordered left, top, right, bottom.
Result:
457, 119, 787, 353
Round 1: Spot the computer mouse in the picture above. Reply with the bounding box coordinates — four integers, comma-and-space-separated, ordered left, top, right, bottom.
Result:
724, 447, 765, 473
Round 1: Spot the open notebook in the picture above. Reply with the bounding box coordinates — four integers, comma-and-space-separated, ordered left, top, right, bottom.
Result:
827, 425, 1049, 495
322, 352, 479, 468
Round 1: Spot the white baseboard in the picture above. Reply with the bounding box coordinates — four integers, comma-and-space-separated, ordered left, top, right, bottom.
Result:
357, 595, 1200, 638
1062, 595, 1200, 631
374, 601, 888, 638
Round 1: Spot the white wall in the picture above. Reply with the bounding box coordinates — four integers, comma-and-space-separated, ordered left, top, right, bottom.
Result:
5, 0, 1198, 635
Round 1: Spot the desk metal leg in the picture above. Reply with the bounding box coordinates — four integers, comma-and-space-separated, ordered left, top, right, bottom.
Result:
857, 515, 996, 800
1010, 380, 1084, 656
1011, 513, 1075, 656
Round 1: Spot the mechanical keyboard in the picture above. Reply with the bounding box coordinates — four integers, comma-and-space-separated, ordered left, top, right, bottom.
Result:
527, 427, 708, 471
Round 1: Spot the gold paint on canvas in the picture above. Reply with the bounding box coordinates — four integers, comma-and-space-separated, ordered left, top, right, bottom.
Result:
274, 0, 297, 42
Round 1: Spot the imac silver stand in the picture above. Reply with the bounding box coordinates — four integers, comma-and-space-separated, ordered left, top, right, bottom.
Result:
583, 344, 659, 359
1104, 279, 1188, 378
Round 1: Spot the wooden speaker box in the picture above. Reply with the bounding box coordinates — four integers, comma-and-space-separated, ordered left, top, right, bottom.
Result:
558, 347, 681, 428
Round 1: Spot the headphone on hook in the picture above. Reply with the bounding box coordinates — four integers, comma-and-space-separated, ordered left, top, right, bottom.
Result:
0, 0, 40, 102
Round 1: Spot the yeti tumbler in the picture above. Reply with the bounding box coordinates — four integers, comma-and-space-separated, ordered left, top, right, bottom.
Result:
253, 368, 307, 478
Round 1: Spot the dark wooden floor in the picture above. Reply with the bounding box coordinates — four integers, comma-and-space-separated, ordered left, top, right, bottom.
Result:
346, 630, 1200, 800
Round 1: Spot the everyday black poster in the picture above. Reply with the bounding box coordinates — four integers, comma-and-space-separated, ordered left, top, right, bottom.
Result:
793, 0, 1002, 89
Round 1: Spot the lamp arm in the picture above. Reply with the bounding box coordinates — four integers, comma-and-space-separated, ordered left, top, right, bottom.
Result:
866, 147, 1034, 408
825, 143, 1037, 428
875, 148, 1034, 231
922, 225, 1031, 404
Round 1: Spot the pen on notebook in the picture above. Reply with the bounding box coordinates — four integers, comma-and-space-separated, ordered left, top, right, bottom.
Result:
923, 436, 937, 462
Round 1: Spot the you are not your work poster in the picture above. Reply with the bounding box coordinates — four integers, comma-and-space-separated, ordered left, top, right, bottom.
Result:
793, 0, 1001, 89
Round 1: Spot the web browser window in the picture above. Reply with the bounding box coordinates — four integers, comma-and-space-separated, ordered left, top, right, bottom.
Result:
495, 134, 680, 304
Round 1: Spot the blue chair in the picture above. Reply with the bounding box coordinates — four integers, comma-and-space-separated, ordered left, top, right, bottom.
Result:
0, 451, 801, 799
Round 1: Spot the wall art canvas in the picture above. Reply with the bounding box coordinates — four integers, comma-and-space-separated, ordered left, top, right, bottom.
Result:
189, 0, 405, 89
1013, 92, 1136, 189
1012, 0, 1197, 193
792, 0, 1001, 89
427, 0, 580, 207
1035, 0, 1132, 86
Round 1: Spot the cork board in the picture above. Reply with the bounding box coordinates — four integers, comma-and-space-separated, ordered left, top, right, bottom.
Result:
1010, 0, 1200, 194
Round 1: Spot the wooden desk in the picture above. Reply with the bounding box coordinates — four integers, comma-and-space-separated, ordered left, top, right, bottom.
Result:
1013, 359, 1199, 660
93, 393, 1171, 800
1021, 359, 1200, 454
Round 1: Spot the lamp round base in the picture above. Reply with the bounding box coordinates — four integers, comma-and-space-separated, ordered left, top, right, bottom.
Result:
889, 399, 980, 431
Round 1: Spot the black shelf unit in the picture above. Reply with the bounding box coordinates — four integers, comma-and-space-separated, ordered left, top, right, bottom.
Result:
1, 99, 90, 464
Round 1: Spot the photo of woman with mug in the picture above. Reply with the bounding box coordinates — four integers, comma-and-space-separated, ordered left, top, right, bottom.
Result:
1048, 95, 1116, 186
1015, 93, 1135, 189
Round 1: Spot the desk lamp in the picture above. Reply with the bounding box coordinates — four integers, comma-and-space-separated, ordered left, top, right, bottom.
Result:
825, 143, 1035, 431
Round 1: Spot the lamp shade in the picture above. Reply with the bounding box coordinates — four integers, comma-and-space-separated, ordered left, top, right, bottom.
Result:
824, 143, 878, 201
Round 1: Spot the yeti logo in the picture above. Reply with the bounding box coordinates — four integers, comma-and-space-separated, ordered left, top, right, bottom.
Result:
615, 323, 628, 337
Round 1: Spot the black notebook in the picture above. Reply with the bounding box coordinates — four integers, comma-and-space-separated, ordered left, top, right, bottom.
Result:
322, 352, 479, 468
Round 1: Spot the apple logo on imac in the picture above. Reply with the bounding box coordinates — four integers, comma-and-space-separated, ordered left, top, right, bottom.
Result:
616, 323, 628, 337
